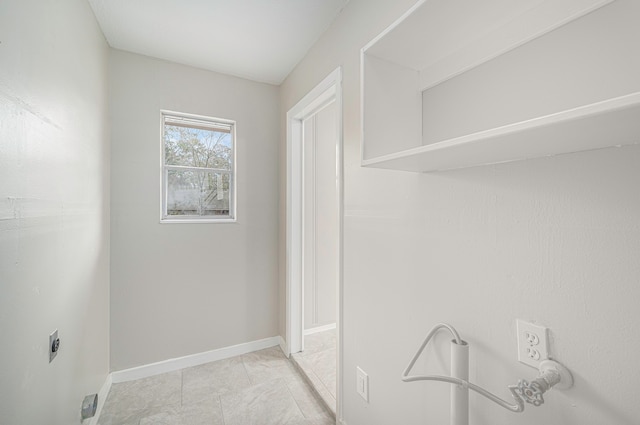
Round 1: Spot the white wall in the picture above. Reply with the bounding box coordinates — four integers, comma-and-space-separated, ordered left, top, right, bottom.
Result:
303, 101, 339, 330
0, 0, 110, 424
109, 50, 280, 371
280, 1, 640, 424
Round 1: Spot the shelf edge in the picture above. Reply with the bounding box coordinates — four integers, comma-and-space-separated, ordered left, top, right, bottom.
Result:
362, 91, 640, 168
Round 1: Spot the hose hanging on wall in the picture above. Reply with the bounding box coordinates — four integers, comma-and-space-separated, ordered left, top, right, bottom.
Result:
401, 323, 573, 425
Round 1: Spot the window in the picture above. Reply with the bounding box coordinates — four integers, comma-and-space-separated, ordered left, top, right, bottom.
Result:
161, 111, 235, 222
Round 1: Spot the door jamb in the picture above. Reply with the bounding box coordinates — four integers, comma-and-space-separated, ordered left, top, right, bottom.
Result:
285, 67, 343, 421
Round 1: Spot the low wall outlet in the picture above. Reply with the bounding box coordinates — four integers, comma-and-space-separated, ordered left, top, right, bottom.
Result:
516, 320, 549, 368
356, 366, 369, 402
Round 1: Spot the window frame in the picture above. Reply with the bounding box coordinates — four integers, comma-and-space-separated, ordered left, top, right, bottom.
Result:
160, 110, 237, 223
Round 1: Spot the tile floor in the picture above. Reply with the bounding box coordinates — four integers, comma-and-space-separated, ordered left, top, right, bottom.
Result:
98, 346, 334, 425
291, 329, 337, 414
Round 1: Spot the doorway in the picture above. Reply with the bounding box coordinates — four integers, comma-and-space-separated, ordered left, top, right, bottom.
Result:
286, 68, 343, 419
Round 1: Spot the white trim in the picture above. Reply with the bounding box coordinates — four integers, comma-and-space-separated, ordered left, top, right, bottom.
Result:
159, 218, 237, 224
361, 91, 640, 172
110, 336, 280, 383
335, 68, 345, 425
304, 322, 337, 336
285, 112, 303, 357
312, 114, 318, 326
286, 67, 342, 356
294, 85, 338, 121
88, 374, 112, 425
286, 66, 344, 423
279, 335, 287, 356
359, 47, 366, 166
159, 109, 237, 223
361, 0, 425, 52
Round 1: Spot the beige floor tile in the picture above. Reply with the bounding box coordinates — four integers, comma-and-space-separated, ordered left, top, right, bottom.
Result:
301, 330, 336, 357
97, 346, 332, 425
298, 330, 337, 404
97, 407, 146, 425
182, 356, 251, 403
286, 379, 333, 421
220, 378, 305, 425
303, 350, 336, 399
139, 395, 224, 425
98, 371, 182, 425
241, 346, 300, 384
290, 354, 336, 415
284, 417, 335, 425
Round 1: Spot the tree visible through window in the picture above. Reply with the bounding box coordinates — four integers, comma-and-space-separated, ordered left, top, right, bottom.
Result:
162, 112, 235, 221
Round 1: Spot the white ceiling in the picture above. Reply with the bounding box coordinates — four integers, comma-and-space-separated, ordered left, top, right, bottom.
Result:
87, 0, 349, 85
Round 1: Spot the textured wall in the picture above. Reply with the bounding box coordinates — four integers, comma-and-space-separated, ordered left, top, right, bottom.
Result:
280, 0, 640, 424
109, 51, 280, 370
0, 0, 110, 424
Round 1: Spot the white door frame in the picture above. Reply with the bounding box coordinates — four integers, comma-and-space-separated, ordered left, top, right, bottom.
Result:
286, 67, 343, 419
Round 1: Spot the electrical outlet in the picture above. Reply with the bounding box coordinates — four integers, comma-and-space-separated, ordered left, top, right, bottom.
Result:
516, 320, 549, 368
356, 366, 369, 402
49, 329, 60, 363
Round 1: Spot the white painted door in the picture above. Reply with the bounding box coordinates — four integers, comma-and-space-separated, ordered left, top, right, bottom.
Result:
303, 101, 338, 331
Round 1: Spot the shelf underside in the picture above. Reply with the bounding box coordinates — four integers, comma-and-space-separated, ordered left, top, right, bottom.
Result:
364, 0, 613, 92
362, 93, 640, 172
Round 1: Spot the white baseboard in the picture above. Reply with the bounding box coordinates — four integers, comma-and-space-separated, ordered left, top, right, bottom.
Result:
278, 335, 287, 356
304, 322, 336, 336
88, 373, 112, 425
111, 336, 280, 383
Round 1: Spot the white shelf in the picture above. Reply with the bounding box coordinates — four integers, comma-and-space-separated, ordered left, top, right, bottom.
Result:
362, 93, 640, 172
359, 0, 640, 172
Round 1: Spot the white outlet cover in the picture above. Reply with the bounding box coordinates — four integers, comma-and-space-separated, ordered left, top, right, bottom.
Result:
356, 366, 369, 402
516, 320, 549, 368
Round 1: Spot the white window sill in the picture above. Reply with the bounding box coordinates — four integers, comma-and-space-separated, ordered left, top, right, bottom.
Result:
160, 218, 237, 224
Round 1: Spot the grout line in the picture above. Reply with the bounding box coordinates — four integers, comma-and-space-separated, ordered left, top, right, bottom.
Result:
239, 354, 254, 385
284, 379, 308, 419
310, 369, 334, 403
310, 352, 336, 402
217, 394, 226, 425
288, 358, 335, 420
107, 348, 332, 425
291, 353, 336, 418
302, 351, 336, 399
180, 369, 184, 407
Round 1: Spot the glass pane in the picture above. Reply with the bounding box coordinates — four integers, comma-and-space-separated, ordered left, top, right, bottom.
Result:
164, 124, 232, 169
167, 170, 231, 217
